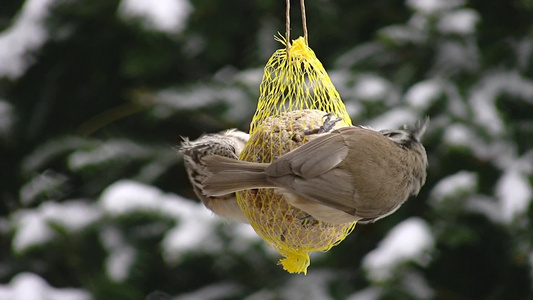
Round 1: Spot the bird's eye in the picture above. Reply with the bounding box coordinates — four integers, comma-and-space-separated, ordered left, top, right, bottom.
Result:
387, 132, 400, 138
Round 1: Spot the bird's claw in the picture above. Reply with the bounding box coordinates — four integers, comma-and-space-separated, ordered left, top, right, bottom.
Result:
319, 113, 343, 133
305, 113, 343, 135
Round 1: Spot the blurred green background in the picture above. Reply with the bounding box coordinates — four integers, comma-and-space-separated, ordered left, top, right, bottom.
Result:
1, 0, 532, 299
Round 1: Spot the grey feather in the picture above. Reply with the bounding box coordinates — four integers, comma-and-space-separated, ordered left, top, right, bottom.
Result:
266, 131, 348, 178
202, 156, 273, 196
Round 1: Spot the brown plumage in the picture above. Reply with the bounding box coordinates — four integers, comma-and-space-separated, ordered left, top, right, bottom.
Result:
201, 119, 429, 224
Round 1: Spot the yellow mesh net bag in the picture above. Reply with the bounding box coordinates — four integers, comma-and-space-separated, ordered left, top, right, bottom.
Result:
238, 36, 357, 274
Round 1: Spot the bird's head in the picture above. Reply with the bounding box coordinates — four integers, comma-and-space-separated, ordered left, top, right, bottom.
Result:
380, 117, 429, 148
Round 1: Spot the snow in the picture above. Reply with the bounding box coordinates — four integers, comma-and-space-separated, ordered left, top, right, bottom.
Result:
430, 171, 478, 204
517, 151, 533, 174
441, 124, 532, 224
343, 101, 364, 120
434, 40, 480, 75
346, 287, 381, 300
100, 180, 212, 221
469, 71, 533, 137
11, 210, 54, 253
0, 100, 14, 137
465, 195, 502, 223
181, 33, 207, 57
19, 171, 68, 205
379, 25, 426, 45
438, 9, 480, 35
0, 273, 91, 300
362, 217, 434, 282
0, 0, 53, 79
244, 290, 276, 300
0, 218, 8, 235
44, 200, 102, 231
233, 68, 263, 89
406, 0, 464, 14
68, 140, 149, 171
441, 81, 469, 118
442, 123, 474, 146
405, 80, 442, 110
118, 0, 193, 33
100, 180, 168, 215
98, 180, 258, 264
515, 39, 533, 71
328, 70, 350, 93
152, 86, 253, 121
135, 157, 178, 183
368, 107, 419, 130
443, 123, 518, 169
174, 282, 242, 300
162, 211, 223, 263
353, 75, 391, 101
408, 14, 429, 32
496, 169, 532, 223
486, 142, 520, 172
21, 137, 88, 174
99, 226, 136, 282
99, 180, 218, 266
334, 43, 385, 69
402, 271, 434, 298
438, 131, 532, 224
227, 223, 263, 254
11, 200, 102, 253
280, 270, 336, 300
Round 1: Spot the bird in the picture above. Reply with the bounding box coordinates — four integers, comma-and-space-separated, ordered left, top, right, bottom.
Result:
200, 118, 429, 225
179, 129, 250, 222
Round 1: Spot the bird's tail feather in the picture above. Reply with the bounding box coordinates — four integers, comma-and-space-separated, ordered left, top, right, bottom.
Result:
202, 156, 273, 196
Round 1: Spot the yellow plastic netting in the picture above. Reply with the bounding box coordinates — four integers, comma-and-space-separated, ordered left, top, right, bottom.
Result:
237, 37, 357, 274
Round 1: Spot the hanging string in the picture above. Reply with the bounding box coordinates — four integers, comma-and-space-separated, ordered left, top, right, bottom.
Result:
300, 0, 308, 45
285, 0, 291, 56
285, 0, 309, 56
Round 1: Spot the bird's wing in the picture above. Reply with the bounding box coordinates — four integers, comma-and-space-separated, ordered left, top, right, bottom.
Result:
266, 129, 349, 179
286, 168, 357, 215
282, 169, 398, 221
